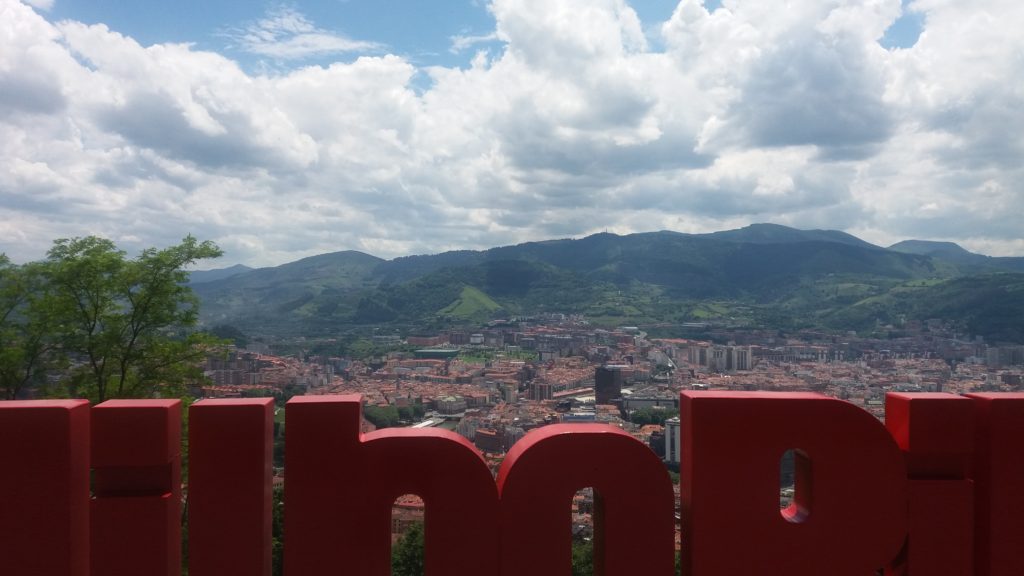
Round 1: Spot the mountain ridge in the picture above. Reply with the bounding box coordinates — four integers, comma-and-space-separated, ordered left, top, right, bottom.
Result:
889, 239, 1024, 273
188, 263, 253, 284
191, 224, 1024, 342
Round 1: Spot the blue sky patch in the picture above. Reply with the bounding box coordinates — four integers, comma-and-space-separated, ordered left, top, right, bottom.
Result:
880, 2, 924, 49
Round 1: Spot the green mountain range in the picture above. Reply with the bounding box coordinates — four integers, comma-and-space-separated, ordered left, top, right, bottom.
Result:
192, 224, 1024, 343
889, 240, 1024, 273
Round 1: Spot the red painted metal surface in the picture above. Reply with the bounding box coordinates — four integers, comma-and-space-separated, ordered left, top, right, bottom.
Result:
285, 395, 500, 576
886, 393, 974, 576
895, 480, 975, 576
966, 393, 1024, 576
189, 398, 274, 576
887, 392, 975, 478
497, 423, 676, 576
0, 400, 90, 576
91, 399, 181, 576
2, 391, 1024, 575
680, 391, 909, 576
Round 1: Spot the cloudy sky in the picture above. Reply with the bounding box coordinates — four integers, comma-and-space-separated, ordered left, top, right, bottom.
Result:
1, 0, 1022, 268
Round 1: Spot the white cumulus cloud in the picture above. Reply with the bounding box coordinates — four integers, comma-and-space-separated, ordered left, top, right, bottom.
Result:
221, 6, 381, 60
1, 0, 1023, 267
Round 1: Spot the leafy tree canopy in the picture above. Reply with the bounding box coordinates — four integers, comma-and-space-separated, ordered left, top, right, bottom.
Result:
392, 521, 425, 576
0, 257, 56, 399
1, 235, 223, 401
629, 407, 680, 426
209, 324, 249, 348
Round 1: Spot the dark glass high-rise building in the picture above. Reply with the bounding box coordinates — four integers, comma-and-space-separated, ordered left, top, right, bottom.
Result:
595, 365, 625, 404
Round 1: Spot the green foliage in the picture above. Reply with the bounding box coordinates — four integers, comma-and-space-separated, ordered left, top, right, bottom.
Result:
192, 250, 384, 332
459, 348, 538, 363
364, 403, 425, 428
179, 394, 196, 575
397, 403, 426, 422
438, 285, 502, 320
273, 484, 285, 576
629, 407, 679, 426
273, 424, 286, 469
391, 522, 425, 576
353, 294, 399, 323
189, 227, 1024, 343
42, 235, 224, 401
379, 506, 661, 576
0, 257, 57, 399
1, 236, 224, 401
345, 338, 399, 360
571, 539, 594, 576
363, 404, 401, 428
820, 273, 1024, 341
209, 324, 249, 348
891, 239, 1024, 272
573, 534, 679, 575
905, 274, 1024, 342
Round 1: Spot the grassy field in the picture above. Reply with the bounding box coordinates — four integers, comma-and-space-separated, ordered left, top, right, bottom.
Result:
438, 286, 503, 320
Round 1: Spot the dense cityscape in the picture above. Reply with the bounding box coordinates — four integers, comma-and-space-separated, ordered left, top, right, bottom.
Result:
200, 314, 1024, 559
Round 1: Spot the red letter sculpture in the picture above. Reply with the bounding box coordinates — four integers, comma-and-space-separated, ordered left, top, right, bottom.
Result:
966, 393, 1024, 576
0, 400, 90, 576
189, 398, 274, 576
680, 392, 908, 576
497, 424, 676, 576
91, 399, 182, 576
885, 392, 974, 576
285, 395, 499, 576
10, 388, 1024, 575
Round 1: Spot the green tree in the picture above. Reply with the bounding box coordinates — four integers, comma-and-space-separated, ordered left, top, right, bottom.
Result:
397, 405, 413, 422
41, 235, 223, 401
348, 338, 385, 360
272, 484, 285, 576
391, 521, 424, 576
629, 407, 679, 426
571, 539, 594, 576
363, 404, 401, 428
0, 258, 57, 399
209, 324, 249, 348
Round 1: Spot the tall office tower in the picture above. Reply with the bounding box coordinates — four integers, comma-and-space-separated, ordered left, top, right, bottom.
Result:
595, 365, 625, 404
664, 416, 681, 465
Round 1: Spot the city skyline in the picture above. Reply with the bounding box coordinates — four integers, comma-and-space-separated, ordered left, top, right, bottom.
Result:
2, 0, 1021, 268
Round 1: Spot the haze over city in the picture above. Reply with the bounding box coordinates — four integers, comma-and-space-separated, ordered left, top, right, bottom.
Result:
2, 0, 1022, 267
